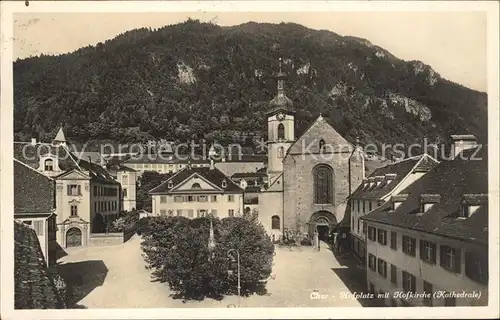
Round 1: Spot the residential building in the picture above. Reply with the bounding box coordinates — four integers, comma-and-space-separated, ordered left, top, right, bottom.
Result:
361, 138, 488, 307
123, 152, 267, 178
14, 127, 121, 248
13, 159, 57, 266
349, 154, 439, 267
149, 162, 244, 219
107, 163, 138, 212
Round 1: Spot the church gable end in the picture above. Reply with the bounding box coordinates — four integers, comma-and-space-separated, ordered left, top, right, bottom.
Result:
287, 116, 353, 155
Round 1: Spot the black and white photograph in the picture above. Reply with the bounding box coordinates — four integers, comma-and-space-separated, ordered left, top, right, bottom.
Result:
1, 1, 498, 319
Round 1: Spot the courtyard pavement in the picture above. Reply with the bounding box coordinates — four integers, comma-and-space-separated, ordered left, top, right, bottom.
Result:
58, 236, 366, 308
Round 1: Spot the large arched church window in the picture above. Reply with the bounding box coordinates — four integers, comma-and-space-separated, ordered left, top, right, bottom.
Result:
313, 164, 334, 204
277, 123, 285, 140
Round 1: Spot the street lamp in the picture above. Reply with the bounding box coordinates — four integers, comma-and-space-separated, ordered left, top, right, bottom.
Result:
227, 248, 241, 307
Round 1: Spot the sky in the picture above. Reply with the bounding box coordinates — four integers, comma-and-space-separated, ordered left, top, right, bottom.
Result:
13, 11, 487, 92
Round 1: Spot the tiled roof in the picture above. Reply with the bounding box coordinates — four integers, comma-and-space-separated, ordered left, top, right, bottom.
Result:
244, 186, 262, 193
349, 154, 438, 200
14, 160, 55, 215
14, 142, 79, 172
231, 172, 268, 178
124, 153, 267, 164
76, 151, 104, 164
14, 221, 65, 309
361, 146, 488, 245
68, 153, 119, 185
149, 167, 243, 194
13, 142, 117, 184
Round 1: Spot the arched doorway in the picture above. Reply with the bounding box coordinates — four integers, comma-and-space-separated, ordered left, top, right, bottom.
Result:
308, 211, 337, 242
316, 217, 330, 241
66, 227, 82, 247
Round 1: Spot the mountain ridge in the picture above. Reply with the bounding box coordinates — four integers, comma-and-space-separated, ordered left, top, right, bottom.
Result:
13, 19, 487, 157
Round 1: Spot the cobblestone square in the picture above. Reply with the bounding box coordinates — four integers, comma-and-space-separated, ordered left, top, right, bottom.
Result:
58, 236, 365, 308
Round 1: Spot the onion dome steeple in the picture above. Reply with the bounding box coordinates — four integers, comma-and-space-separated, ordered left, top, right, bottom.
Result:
266, 57, 295, 116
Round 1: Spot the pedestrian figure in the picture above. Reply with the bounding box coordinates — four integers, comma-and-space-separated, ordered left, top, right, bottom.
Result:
332, 232, 338, 251
313, 231, 319, 251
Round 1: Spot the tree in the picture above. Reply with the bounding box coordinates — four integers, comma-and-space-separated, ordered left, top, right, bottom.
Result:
140, 216, 274, 300
136, 171, 170, 211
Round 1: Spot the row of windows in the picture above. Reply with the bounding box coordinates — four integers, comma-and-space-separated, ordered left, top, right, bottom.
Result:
93, 201, 118, 213
131, 163, 187, 170
368, 255, 456, 307
159, 209, 236, 218
352, 199, 377, 214
367, 226, 488, 283
93, 185, 118, 197
159, 194, 235, 204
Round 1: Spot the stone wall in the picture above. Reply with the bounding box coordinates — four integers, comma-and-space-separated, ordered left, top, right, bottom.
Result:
283, 152, 353, 233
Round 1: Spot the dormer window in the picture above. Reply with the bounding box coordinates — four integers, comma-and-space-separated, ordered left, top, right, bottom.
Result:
391, 194, 408, 210
420, 194, 441, 213
221, 180, 227, 188
375, 176, 384, 188
460, 194, 488, 218
385, 173, 397, 185
167, 181, 173, 189
44, 158, 54, 171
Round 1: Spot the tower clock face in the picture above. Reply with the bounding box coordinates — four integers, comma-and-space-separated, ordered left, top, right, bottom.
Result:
277, 112, 285, 121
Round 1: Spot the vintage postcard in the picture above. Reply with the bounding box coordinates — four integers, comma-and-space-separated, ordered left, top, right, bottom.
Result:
1, 1, 499, 319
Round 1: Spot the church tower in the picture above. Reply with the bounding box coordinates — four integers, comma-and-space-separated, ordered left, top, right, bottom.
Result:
266, 58, 295, 176
349, 137, 365, 195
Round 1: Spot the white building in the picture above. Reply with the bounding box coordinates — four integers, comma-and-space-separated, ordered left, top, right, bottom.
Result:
14, 127, 121, 248
348, 154, 439, 267
149, 162, 244, 219
361, 137, 488, 307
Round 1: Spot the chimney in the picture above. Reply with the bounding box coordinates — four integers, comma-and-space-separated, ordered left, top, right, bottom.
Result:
210, 158, 215, 170
450, 134, 478, 158
30, 137, 37, 145
88, 156, 92, 163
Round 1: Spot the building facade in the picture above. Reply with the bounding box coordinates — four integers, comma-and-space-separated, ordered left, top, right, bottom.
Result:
13, 159, 57, 266
361, 138, 488, 307
149, 164, 244, 219
14, 128, 121, 248
349, 154, 439, 267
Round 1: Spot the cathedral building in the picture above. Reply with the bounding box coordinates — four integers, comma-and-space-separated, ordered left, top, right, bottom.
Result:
257, 60, 365, 241
148, 59, 365, 242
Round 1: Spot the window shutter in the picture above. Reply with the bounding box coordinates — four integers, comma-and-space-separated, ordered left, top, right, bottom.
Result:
67, 185, 71, 195
419, 240, 424, 260
432, 243, 437, 263
440, 246, 445, 268
455, 249, 461, 273
78, 185, 81, 195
